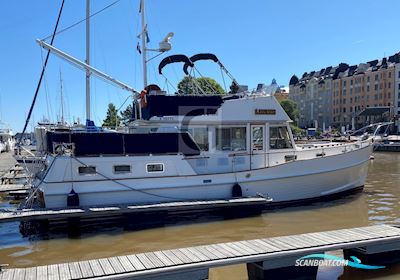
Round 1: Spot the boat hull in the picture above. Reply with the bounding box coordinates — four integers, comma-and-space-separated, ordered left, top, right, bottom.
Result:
41, 145, 372, 208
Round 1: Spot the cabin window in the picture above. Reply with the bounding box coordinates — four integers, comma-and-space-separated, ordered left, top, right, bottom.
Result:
78, 166, 96, 175
186, 127, 208, 151
146, 163, 164, 173
113, 165, 131, 174
216, 127, 246, 151
252, 126, 264, 151
270, 126, 293, 149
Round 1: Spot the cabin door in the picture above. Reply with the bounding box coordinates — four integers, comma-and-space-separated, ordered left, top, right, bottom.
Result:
251, 125, 265, 169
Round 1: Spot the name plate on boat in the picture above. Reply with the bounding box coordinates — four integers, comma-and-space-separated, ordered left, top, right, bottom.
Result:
255, 109, 276, 115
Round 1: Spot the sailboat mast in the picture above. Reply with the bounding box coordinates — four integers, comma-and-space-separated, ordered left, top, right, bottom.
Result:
141, 0, 147, 88
59, 70, 65, 124
85, 0, 91, 121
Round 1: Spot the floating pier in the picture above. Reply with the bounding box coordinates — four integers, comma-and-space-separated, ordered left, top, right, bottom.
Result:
0, 225, 399, 280
0, 184, 31, 193
0, 197, 270, 224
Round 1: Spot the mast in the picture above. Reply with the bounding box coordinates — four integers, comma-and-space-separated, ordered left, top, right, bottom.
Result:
140, 0, 147, 89
85, 0, 91, 121
59, 69, 65, 124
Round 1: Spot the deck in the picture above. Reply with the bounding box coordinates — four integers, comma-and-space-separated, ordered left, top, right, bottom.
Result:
0, 197, 269, 224
1, 225, 400, 280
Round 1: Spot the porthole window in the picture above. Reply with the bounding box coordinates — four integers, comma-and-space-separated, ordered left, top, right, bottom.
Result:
113, 165, 131, 174
146, 163, 164, 173
78, 166, 96, 175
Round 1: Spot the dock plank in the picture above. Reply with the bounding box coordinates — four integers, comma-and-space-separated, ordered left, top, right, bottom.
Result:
97, 258, 115, 275
36, 266, 47, 280
68, 262, 82, 279
78, 261, 94, 278
160, 250, 185, 265
135, 253, 157, 269
107, 257, 125, 274
88, 260, 104, 277
23, 267, 36, 280
57, 263, 71, 280
144, 252, 166, 268
116, 256, 135, 272
152, 251, 175, 266
126, 255, 146, 271
47, 264, 59, 280
0, 269, 14, 280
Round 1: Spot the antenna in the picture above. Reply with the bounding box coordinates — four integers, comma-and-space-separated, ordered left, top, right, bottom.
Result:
139, 0, 174, 86
59, 69, 65, 125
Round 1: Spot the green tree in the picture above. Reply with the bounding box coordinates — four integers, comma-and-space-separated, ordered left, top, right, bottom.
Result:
177, 76, 225, 95
102, 103, 121, 128
120, 104, 133, 123
280, 99, 300, 122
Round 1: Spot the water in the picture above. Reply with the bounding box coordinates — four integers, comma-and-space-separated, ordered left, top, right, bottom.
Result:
1, 152, 400, 279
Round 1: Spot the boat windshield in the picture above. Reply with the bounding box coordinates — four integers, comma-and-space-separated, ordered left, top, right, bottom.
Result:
270, 126, 293, 149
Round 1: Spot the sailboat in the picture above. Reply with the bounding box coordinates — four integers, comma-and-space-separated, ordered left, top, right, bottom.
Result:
26, 0, 372, 209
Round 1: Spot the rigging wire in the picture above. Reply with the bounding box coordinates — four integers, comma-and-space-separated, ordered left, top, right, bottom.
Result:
18, 0, 65, 145
40, 48, 53, 122
220, 67, 227, 93
41, 0, 122, 42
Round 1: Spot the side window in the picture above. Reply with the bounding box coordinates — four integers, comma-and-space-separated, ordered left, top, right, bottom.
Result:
187, 127, 208, 151
252, 126, 264, 151
216, 127, 246, 151
146, 163, 164, 173
113, 165, 131, 174
78, 166, 96, 175
270, 127, 293, 149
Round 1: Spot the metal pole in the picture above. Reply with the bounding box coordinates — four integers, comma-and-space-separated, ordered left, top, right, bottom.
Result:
60, 69, 64, 124
141, 0, 147, 89
37, 40, 137, 94
86, 0, 91, 121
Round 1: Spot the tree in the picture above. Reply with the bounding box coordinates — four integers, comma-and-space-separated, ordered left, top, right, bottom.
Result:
120, 104, 134, 123
102, 103, 121, 128
280, 99, 300, 122
177, 76, 225, 95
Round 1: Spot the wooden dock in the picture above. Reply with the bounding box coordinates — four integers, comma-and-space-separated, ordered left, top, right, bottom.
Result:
0, 184, 31, 193
1, 225, 399, 280
0, 197, 269, 224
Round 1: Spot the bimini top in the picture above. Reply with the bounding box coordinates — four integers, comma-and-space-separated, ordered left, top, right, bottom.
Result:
158, 55, 193, 75
141, 95, 225, 120
183, 53, 219, 75
143, 94, 291, 124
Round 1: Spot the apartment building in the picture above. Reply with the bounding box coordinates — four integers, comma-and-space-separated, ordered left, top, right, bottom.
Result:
333, 59, 395, 129
289, 52, 400, 131
392, 53, 400, 132
289, 63, 347, 128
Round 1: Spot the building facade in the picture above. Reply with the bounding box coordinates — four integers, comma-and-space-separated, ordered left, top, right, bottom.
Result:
289, 52, 400, 131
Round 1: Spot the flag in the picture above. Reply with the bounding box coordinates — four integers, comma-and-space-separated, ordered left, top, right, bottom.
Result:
136, 42, 142, 54
145, 30, 150, 43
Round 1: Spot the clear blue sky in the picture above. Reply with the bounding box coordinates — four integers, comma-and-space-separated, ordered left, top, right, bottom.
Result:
1, 0, 400, 132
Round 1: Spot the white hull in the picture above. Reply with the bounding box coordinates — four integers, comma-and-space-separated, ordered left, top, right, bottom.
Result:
41, 145, 371, 208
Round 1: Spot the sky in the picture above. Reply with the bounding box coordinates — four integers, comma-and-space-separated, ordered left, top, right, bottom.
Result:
1, 0, 400, 132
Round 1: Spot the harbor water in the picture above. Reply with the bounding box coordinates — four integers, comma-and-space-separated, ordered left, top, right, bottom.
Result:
0, 152, 400, 279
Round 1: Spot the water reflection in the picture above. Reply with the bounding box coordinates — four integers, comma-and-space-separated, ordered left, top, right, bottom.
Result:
0, 152, 399, 279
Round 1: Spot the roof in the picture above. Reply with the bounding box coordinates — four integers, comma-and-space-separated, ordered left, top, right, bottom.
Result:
357, 106, 390, 116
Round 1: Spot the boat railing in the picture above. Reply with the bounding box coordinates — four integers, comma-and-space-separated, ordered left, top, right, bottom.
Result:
187, 139, 371, 172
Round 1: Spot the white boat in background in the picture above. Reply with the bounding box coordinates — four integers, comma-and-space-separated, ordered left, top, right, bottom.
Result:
0, 126, 15, 153
24, 0, 373, 209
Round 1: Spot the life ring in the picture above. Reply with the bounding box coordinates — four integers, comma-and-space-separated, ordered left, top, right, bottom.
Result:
140, 90, 148, 108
